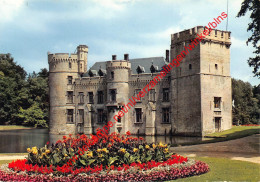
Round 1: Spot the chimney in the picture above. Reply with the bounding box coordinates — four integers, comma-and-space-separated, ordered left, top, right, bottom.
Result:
124, 54, 129, 61
165, 50, 169, 62
112, 55, 117, 60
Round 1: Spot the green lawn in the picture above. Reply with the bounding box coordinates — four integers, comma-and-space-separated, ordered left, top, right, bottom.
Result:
206, 125, 260, 138
0, 125, 33, 130
0, 156, 259, 181
0, 160, 12, 166
172, 126, 260, 147
172, 157, 260, 182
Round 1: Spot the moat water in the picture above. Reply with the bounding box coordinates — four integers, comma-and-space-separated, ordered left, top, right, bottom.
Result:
0, 129, 206, 153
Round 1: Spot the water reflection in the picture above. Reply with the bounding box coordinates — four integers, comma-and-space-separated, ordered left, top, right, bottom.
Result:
0, 129, 49, 153
0, 129, 206, 153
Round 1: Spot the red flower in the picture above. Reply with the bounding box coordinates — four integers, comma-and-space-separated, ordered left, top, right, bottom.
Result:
126, 131, 131, 136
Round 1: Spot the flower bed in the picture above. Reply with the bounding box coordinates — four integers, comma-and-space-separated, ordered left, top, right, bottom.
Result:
0, 132, 210, 181
0, 160, 209, 181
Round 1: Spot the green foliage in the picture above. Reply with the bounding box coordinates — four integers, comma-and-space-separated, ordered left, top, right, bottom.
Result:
232, 78, 260, 125
0, 54, 49, 127
26, 134, 173, 168
17, 103, 47, 128
237, 0, 260, 77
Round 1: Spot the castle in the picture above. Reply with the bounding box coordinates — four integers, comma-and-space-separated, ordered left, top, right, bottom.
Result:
48, 26, 232, 137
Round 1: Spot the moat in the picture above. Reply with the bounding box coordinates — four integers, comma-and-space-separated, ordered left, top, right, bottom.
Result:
0, 129, 207, 153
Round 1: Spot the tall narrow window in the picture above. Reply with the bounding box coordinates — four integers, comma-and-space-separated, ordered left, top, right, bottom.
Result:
215, 64, 218, 70
111, 71, 114, 79
79, 92, 84, 103
135, 108, 142, 123
88, 92, 94, 103
214, 97, 221, 109
149, 89, 155, 102
163, 88, 169, 102
118, 116, 121, 123
78, 109, 84, 123
97, 109, 104, 123
162, 108, 170, 123
110, 89, 116, 102
97, 91, 103, 104
69, 62, 72, 68
135, 89, 142, 102
189, 64, 192, 70
68, 76, 73, 84
67, 109, 74, 123
67, 91, 73, 103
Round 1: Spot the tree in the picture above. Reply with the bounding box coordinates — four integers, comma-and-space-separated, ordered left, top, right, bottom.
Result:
17, 102, 47, 128
0, 54, 29, 125
237, 0, 260, 77
232, 78, 259, 125
0, 54, 49, 127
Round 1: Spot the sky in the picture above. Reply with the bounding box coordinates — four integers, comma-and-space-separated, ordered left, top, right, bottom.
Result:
0, 0, 258, 85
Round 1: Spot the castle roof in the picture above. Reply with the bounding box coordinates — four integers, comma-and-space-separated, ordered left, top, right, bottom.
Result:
86, 56, 167, 76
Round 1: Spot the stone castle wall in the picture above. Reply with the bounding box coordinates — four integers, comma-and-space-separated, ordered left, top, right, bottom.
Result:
48, 26, 232, 137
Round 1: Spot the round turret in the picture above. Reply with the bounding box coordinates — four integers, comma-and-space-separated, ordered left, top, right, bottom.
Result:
77, 45, 88, 74
48, 45, 88, 135
106, 55, 131, 133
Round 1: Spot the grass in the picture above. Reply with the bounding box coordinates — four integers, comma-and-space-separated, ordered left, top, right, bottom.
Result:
206, 126, 260, 138
172, 157, 260, 182
0, 125, 33, 130
171, 126, 260, 147
0, 160, 12, 166
0, 156, 259, 181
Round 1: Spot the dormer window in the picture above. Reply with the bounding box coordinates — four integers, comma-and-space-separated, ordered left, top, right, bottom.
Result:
98, 69, 106, 76
137, 65, 145, 74
150, 64, 158, 73
88, 70, 94, 77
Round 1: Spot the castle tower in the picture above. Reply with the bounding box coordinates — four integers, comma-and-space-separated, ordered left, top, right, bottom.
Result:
77, 45, 88, 74
106, 54, 131, 134
48, 45, 88, 135
170, 26, 232, 136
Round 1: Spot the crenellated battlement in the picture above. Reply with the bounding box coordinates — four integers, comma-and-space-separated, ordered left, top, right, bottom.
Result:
48, 53, 78, 64
106, 60, 131, 69
171, 26, 231, 45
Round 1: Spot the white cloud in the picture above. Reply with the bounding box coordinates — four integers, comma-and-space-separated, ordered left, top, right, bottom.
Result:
94, 0, 132, 11
143, 26, 182, 40
0, 0, 25, 23
231, 36, 246, 48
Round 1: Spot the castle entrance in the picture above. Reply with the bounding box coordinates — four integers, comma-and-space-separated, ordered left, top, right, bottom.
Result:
215, 117, 221, 132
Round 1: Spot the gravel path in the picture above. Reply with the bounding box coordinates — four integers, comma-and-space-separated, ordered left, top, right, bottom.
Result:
0, 155, 26, 160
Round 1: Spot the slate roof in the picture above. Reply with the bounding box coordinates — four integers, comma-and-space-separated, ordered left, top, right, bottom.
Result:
85, 57, 167, 76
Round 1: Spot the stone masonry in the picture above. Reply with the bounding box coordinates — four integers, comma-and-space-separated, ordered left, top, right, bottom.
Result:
48, 26, 232, 137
